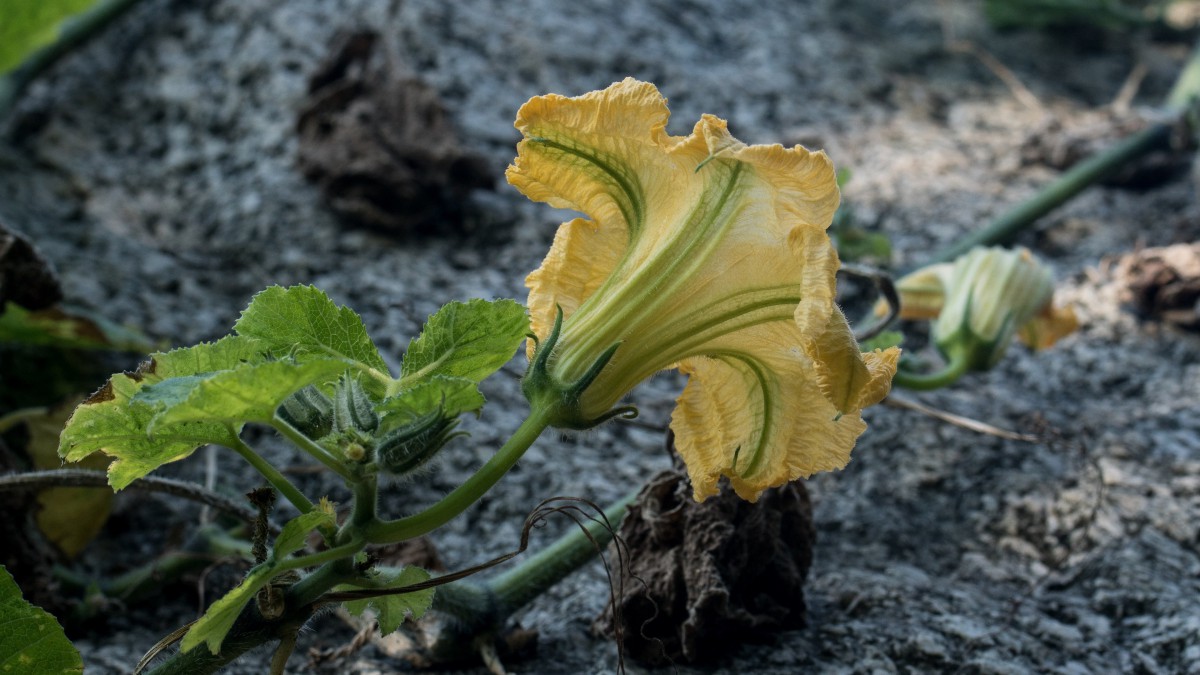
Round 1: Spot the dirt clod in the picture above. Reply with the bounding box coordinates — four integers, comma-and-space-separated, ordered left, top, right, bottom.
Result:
0, 221, 62, 311
296, 30, 494, 235
598, 469, 815, 666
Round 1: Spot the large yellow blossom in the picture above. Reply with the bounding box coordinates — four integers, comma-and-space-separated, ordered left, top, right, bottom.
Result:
509, 79, 899, 501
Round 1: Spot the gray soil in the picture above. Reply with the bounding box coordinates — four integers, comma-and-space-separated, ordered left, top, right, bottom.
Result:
3, 0, 1200, 673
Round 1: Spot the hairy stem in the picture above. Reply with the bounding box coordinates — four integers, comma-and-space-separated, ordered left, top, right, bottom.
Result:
364, 406, 554, 544
270, 416, 353, 481
0, 469, 263, 527
228, 435, 314, 515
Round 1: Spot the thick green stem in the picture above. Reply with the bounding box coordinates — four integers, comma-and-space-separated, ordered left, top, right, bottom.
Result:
349, 478, 377, 528
925, 124, 1172, 265
487, 489, 636, 614
0, 0, 147, 119
270, 416, 354, 481
423, 488, 637, 659
228, 435, 313, 515
926, 40, 1200, 266
891, 348, 971, 391
364, 407, 553, 544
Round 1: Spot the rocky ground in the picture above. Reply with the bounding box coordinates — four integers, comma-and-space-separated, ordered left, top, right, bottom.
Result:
2, 0, 1199, 673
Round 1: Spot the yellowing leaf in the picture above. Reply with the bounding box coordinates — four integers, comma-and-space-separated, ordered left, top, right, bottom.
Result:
25, 399, 112, 559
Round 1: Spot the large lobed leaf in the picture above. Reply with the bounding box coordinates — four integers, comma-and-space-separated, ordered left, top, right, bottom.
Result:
0, 566, 82, 674
376, 375, 484, 433
342, 566, 434, 636
59, 374, 238, 490
58, 336, 269, 489
137, 359, 351, 432
400, 299, 528, 384
234, 286, 390, 383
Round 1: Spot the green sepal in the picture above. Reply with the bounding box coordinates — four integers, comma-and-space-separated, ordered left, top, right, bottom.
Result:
341, 566, 434, 636
181, 510, 335, 655
0, 565, 83, 674
521, 307, 636, 430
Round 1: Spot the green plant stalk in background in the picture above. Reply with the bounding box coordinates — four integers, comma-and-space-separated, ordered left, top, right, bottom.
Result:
927, 41, 1200, 266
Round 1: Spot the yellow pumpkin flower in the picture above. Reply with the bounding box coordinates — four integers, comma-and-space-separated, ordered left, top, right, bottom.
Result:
509, 79, 899, 502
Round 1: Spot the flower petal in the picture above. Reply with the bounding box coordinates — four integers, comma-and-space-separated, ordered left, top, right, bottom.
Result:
878, 263, 955, 320
506, 78, 676, 242
524, 217, 625, 359
730, 142, 840, 233
670, 324, 869, 502
1017, 303, 1078, 350
800, 305, 899, 415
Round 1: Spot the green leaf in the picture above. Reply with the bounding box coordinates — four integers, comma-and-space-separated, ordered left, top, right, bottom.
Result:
861, 330, 904, 352
24, 400, 113, 559
233, 286, 389, 386
342, 566, 434, 636
0, 302, 151, 351
181, 510, 334, 655
141, 359, 351, 432
57, 336, 269, 490
273, 510, 335, 559
180, 565, 275, 655
399, 299, 528, 385
147, 335, 267, 378
130, 374, 214, 409
0, 565, 83, 674
59, 374, 237, 490
377, 375, 484, 433
0, 0, 95, 74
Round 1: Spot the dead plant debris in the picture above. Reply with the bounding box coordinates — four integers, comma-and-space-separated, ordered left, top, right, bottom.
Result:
1115, 242, 1200, 330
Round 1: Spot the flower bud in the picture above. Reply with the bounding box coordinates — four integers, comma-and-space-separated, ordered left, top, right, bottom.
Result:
333, 376, 379, 434
932, 246, 1058, 369
277, 386, 333, 439
375, 409, 462, 477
